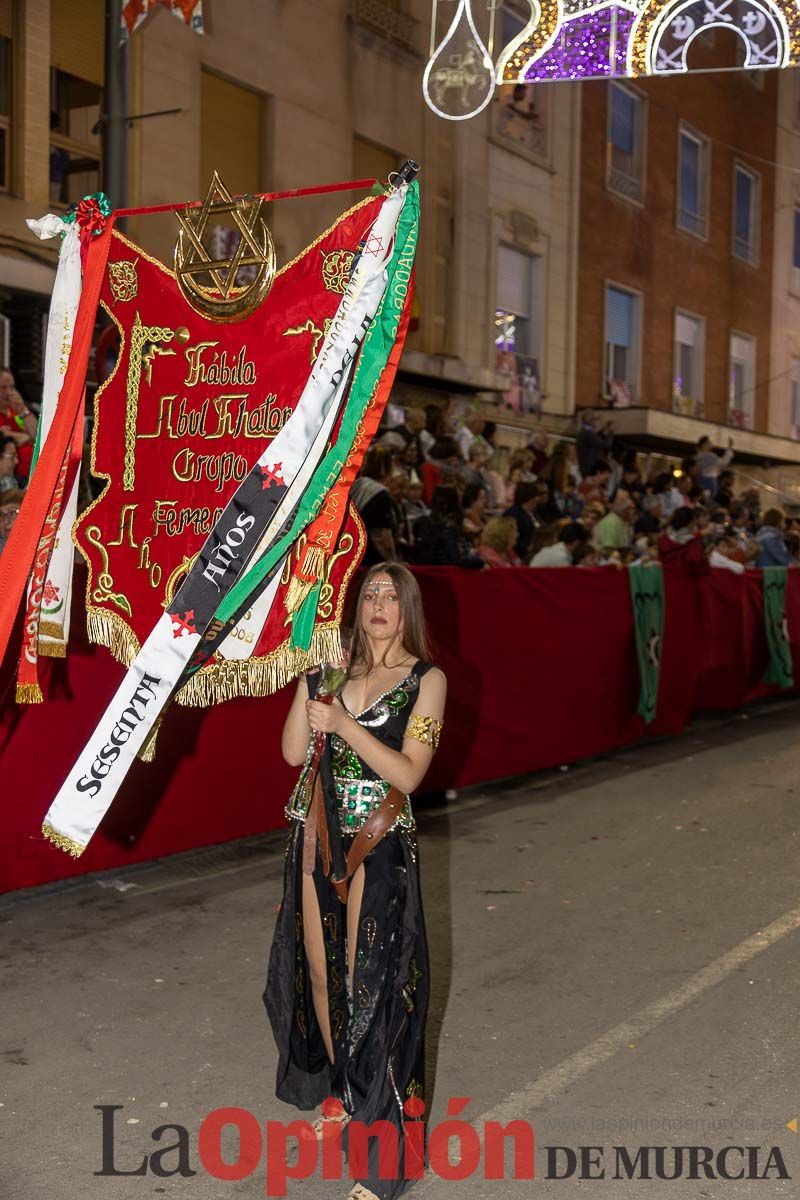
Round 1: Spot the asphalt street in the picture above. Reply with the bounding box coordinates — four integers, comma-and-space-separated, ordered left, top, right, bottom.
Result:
3, 699, 800, 1200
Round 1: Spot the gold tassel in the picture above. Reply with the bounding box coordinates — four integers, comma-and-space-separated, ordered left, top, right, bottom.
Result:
86, 609, 140, 666
38, 639, 67, 658
283, 575, 314, 616
174, 626, 343, 707
137, 715, 163, 763
41, 822, 86, 858
16, 682, 44, 704
283, 546, 327, 615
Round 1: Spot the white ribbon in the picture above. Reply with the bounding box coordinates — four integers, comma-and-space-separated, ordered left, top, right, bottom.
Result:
25, 215, 83, 654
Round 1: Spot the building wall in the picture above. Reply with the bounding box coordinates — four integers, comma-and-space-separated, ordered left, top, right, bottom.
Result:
576, 45, 777, 432
769, 69, 800, 443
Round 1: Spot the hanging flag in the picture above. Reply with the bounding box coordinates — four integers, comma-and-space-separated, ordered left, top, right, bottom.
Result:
629, 562, 664, 724
39, 183, 413, 859
762, 565, 794, 689
122, 0, 204, 37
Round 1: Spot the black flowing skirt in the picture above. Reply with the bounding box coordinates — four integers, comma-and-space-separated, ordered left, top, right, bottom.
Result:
264, 817, 430, 1200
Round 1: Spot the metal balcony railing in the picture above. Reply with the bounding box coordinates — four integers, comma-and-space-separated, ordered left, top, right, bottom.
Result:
351, 0, 419, 51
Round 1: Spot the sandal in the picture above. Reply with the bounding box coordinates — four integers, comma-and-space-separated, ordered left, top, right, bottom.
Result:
344, 1185, 379, 1200
302, 1107, 351, 1140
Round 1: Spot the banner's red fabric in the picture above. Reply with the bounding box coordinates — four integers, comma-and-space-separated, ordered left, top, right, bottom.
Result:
1, 565, 797, 894
78, 198, 384, 658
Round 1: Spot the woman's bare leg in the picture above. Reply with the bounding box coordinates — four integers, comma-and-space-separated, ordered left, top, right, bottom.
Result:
346, 862, 366, 991
301, 872, 334, 1065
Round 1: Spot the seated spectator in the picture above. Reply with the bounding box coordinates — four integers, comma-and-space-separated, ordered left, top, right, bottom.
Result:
478, 516, 523, 568
404, 478, 429, 528
594, 491, 635, 552
573, 543, 600, 567
391, 406, 427, 469
387, 471, 413, 558
462, 481, 488, 538
421, 437, 462, 504
485, 446, 511, 510
351, 446, 400, 564
709, 535, 745, 574
526, 431, 549, 476
727, 502, 759, 563
0, 435, 23, 493
579, 502, 605, 534
413, 485, 485, 568
0, 368, 37, 480
716, 470, 735, 510
0, 486, 23, 552
461, 440, 491, 489
509, 447, 537, 482
633, 493, 662, 536
504, 480, 547, 562
613, 462, 644, 503
659, 507, 707, 573
530, 521, 589, 567
756, 508, 792, 567
456, 410, 486, 460
578, 460, 612, 507
537, 442, 577, 519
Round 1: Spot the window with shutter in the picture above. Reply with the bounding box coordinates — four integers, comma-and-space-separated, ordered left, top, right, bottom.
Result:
607, 84, 644, 203
606, 84, 642, 201
673, 311, 705, 416
604, 284, 639, 400
729, 332, 755, 430
495, 245, 541, 365
733, 164, 759, 265
677, 127, 708, 238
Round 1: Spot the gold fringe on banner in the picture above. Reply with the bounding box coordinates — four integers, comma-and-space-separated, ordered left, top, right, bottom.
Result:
175, 625, 344, 707
39, 620, 65, 638
42, 822, 86, 858
86, 609, 140, 666
137, 715, 163, 763
38, 640, 67, 658
16, 682, 44, 704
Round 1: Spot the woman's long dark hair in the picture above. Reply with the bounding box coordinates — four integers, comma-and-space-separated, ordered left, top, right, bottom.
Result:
346, 563, 432, 678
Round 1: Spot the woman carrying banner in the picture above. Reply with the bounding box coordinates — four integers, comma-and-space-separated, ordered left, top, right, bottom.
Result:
265, 563, 446, 1200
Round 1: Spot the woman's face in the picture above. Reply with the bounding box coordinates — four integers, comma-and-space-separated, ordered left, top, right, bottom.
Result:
360, 574, 403, 646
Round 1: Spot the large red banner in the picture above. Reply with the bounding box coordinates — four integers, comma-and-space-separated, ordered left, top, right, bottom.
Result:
75, 198, 383, 703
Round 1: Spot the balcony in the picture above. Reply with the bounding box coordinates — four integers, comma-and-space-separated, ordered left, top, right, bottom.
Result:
350, 0, 419, 54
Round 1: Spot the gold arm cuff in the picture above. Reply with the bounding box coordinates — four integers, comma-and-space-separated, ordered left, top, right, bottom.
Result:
405, 714, 443, 752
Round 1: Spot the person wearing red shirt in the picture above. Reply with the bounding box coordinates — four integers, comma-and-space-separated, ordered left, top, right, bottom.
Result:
0, 367, 37, 480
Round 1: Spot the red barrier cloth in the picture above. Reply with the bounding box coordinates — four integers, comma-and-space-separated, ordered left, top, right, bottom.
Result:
0, 565, 793, 894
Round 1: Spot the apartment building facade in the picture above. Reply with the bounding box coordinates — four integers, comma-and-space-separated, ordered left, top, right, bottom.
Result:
0, 0, 580, 427
574, 34, 800, 475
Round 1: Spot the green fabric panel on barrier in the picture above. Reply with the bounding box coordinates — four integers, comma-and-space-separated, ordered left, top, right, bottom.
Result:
628, 563, 665, 724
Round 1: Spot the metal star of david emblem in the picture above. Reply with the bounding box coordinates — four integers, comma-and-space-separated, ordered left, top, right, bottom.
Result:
174, 171, 276, 322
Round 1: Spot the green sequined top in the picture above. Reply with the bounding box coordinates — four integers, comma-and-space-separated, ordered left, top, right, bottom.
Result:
284, 661, 433, 834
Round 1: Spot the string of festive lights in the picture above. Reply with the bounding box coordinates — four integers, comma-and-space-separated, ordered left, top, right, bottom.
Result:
423, 0, 800, 118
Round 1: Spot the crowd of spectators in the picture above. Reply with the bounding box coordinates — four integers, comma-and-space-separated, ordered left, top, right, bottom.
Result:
352, 403, 798, 573
0, 367, 35, 555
